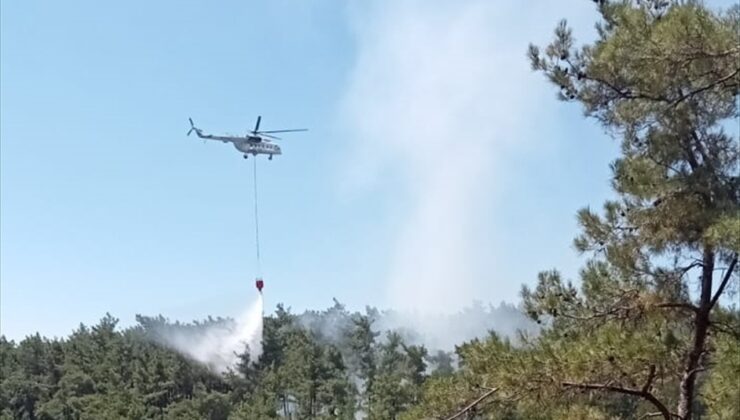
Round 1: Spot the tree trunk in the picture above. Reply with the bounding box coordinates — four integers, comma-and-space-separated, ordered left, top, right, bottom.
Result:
677, 248, 714, 419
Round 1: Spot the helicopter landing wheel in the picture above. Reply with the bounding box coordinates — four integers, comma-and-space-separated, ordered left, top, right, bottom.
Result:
243, 154, 248, 159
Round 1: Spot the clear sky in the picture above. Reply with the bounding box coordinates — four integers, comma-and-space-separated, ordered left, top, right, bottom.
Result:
2, 1, 733, 341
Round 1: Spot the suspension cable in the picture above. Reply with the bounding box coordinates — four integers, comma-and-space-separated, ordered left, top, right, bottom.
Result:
252, 157, 262, 275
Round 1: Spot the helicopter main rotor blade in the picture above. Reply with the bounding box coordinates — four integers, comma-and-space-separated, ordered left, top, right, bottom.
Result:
254, 116, 262, 133
260, 133, 282, 140
258, 129, 308, 134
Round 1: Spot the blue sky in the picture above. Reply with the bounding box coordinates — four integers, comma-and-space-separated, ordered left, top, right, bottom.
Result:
2, 1, 733, 340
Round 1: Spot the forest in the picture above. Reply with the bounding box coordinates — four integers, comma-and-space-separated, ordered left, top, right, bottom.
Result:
0, 302, 533, 419
2, 0, 739, 419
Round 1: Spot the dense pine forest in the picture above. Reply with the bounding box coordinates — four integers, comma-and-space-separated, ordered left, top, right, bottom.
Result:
2, 0, 739, 418
0, 302, 531, 419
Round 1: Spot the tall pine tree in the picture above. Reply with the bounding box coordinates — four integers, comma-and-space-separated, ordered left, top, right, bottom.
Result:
523, 1, 739, 418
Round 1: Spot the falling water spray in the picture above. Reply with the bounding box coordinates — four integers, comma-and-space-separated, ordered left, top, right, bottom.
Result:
156, 292, 264, 374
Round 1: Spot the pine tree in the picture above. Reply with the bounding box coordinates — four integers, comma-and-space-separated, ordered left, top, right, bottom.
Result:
522, 1, 739, 419
348, 313, 379, 414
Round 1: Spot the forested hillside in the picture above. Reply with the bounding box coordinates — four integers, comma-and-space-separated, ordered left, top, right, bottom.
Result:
0, 301, 529, 419
1, 0, 738, 419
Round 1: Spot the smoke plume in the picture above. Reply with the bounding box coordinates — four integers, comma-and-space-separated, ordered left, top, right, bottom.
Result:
340, 1, 550, 313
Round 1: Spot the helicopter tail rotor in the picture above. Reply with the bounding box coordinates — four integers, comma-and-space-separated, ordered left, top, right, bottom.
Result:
187, 118, 196, 136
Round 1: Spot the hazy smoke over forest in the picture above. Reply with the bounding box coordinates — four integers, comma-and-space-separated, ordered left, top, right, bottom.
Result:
150, 294, 264, 373
375, 303, 538, 350
299, 300, 538, 353
341, 1, 559, 313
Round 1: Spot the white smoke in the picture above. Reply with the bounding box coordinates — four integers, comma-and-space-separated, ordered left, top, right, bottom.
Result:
297, 299, 537, 354
157, 294, 264, 374
339, 1, 593, 313
374, 303, 538, 351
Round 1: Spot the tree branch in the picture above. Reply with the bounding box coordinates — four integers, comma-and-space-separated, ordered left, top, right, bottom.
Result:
639, 412, 678, 420
655, 302, 699, 313
702, 46, 740, 58
573, 66, 738, 124
671, 68, 740, 107
642, 364, 657, 394
580, 72, 667, 102
562, 381, 673, 420
709, 256, 738, 310
442, 387, 498, 420
686, 366, 707, 379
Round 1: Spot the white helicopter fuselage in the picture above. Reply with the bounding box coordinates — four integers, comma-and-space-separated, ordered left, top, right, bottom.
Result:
233, 139, 282, 156
196, 131, 282, 158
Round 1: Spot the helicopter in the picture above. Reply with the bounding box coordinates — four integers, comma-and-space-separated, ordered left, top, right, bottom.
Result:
187, 116, 307, 160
